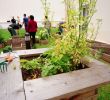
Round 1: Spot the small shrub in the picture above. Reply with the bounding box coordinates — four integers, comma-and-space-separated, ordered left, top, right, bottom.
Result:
38, 29, 49, 40
20, 58, 43, 71
0, 35, 4, 44
3, 46, 12, 53
21, 0, 97, 78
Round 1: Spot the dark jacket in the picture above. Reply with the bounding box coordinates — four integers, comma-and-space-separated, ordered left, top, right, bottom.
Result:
11, 18, 16, 24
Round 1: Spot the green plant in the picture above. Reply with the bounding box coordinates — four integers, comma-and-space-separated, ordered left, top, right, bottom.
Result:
40, 0, 97, 76
3, 46, 12, 53
38, 29, 49, 40
0, 35, 4, 44
20, 57, 46, 71
98, 84, 110, 100
21, 0, 97, 77
0, 29, 11, 41
20, 59, 41, 70
94, 48, 105, 59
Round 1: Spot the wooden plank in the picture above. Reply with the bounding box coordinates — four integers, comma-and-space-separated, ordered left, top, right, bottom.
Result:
12, 36, 25, 50
24, 58, 110, 100
101, 53, 110, 63
15, 48, 49, 57
0, 57, 25, 100
91, 48, 110, 63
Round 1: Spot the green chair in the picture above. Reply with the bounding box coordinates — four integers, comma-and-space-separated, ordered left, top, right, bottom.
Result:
0, 60, 8, 72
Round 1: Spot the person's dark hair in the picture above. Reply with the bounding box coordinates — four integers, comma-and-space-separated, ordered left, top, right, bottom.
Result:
45, 16, 48, 19
24, 14, 26, 17
30, 15, 34, 20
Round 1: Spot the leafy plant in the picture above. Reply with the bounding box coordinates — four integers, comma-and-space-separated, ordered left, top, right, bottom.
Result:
38, 29, 49, 40
0, 29, 11, 41
40, 0, 97, 76
0, 35, 4, 44
20, 59, 42, 71
3, 46, 12, 53
21, 0, 98, 77
94, 48, 105, 59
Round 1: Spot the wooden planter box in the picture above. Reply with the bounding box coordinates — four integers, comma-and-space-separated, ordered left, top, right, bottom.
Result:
19, 49, 110, 100
0, 43, 4, 49
22, 56, 110, 100
12, 36, 25, 50
35, 38, 40, 43
4, 39, 12, 46
39, 40, 48, 45
1, 48, 110, 100
90, 41, 110, 63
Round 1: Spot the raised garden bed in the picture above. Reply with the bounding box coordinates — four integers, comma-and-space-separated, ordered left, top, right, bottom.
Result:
17, 49, 110, 100
0, 43, 4, 49
1, 48, 110, 100
39, 39, 48, 45
4, 39, 12, 46
20, 54, 88, 81
90, 41, 110, 54
89, 41, 110, 63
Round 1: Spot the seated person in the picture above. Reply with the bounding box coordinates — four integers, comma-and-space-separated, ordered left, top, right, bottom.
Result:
8, 23, 22, 36
8, 26, 16, 36
57, 21, 65, 35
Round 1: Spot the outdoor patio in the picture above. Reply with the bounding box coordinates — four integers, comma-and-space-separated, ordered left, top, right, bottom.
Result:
0, 0, 110, 99
0, 48, 110, 100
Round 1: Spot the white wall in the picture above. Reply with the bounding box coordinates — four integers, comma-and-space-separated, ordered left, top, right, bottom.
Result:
0, 0, 65, 22
91, 0, 110, 44
0, 0, 110, 44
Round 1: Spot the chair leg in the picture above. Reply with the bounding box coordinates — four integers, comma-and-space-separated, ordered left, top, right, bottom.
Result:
0, 62, 8, 72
